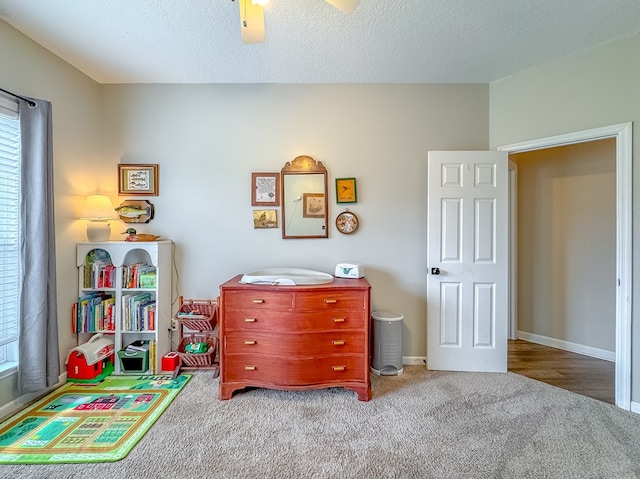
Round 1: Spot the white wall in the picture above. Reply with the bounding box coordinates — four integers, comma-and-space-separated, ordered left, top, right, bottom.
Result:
0, 20, 102, 407
100, 83, 489, 360
490, 33, 640, 399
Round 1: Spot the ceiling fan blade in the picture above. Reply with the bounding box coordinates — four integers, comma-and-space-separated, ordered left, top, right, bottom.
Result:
238, 0, 265, 44
324, 0, 360, 14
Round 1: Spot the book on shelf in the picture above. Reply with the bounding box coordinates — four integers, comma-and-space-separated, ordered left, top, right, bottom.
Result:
149, 340, 156, 374
125, 340, 150, 352
176, 312, 209, 320
121, 292, 155, 331
74, 291, 116, 333
139, 270, 157, 288
83, 249, 113, 288
123, 262, 157, 289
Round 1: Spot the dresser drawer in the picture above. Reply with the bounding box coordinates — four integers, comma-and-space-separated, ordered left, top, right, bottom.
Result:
295, 290, 367, 311
225, 331, 365, 356
223, 309, 366, 332
224, 290, 294, 311
223, 354, 366, 384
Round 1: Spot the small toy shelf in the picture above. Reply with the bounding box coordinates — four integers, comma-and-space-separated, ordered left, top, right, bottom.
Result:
174, 296, 219, 373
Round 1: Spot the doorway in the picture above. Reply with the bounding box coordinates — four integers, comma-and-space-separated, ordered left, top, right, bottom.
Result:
507, 139, 616, 403
499, 122, 632, 410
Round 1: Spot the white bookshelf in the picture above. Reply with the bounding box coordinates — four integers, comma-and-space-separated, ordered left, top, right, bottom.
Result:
75, 240, 173, 374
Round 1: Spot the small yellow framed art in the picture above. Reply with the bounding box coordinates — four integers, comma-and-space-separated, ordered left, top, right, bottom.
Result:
336, 177, 357, 204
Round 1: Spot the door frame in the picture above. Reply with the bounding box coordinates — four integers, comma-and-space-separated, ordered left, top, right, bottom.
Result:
498, 122, 632, 410
508, 159, 518, 341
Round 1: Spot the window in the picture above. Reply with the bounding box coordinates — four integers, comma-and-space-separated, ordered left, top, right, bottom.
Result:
0, 95, 20, 375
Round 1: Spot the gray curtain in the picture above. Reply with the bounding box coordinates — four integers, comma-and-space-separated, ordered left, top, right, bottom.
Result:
17, 97, 60, 394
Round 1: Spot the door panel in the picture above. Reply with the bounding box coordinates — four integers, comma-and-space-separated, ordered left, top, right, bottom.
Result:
427, 151, 508, 372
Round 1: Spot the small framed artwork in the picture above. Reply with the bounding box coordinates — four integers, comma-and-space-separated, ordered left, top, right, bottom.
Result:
336, 177, 357, 204
303, 193, 325, 218
251, 172, 280, 206
253, 209, 278, 229
118, 164, 159, 196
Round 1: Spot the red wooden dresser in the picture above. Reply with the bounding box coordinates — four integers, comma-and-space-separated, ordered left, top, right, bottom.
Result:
218, 275, 371, 401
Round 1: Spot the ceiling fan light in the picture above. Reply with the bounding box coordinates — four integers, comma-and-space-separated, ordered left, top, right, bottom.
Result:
252, 0, 269, 5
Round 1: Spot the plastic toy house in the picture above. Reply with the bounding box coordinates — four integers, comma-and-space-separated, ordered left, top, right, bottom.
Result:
66, 333, 115, 382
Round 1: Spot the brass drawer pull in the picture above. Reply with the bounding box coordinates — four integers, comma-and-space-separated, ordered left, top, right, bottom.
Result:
244, 365, 257, 371
324, 299, 337, 304
244, 340, 256, 345
332, 365, 346, 372
244, 318, 257, 323
332, 317, 345, 323
332, 340, 346, 346
252, 299, 265, 304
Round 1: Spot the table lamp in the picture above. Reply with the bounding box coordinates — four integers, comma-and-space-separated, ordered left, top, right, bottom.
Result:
80, 195, 118, 242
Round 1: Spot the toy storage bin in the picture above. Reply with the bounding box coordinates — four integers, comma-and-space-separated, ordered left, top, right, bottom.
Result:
175, 296, 217, 331
117, 350, 149, 373
177, 333, 216, 367
117, 341, 150, 373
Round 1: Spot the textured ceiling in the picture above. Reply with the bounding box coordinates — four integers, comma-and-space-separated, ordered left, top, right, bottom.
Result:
1, 0, 640, 84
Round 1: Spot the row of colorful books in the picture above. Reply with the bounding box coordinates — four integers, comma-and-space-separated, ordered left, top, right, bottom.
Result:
73, 292, 116, 333
88, 261, 116, 289
123, 262, 157, 289
82, 261, 157, 290
121, 292, 156, 332
82, 249, 112, 288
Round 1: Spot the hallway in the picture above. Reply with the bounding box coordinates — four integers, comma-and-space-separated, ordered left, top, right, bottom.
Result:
508, 340, 614, 404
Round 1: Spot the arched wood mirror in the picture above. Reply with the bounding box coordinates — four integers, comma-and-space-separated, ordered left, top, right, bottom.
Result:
281, 155, 328, 239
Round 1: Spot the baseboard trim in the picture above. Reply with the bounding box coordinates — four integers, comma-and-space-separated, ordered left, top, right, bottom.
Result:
517, 331, 615, 362
631, 401, 640, 414
403, 356, 427, 366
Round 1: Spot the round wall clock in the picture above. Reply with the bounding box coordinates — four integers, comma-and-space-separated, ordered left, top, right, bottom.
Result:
336, 210, 359, 234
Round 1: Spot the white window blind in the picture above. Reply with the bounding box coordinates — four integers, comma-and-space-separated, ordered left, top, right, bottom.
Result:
0, 95, 20, 360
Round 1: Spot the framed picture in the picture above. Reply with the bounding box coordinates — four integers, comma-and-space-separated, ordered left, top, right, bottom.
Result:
118, 164, 159, 196
303, 193, 325, 218
251, 172, 280, 206
336, 177, 357, 204
253, 209, 278, 229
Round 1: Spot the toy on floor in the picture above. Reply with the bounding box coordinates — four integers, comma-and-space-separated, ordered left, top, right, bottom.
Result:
66, 333, 115, 382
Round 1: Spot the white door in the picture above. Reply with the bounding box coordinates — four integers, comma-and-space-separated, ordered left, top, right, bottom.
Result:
427, 151, 508, 372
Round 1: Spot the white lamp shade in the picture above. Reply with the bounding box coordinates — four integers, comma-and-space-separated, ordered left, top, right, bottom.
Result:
80, 195, 118, 220
81, 195, 117, 242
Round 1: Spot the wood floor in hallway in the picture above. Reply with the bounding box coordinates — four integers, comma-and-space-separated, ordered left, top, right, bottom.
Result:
508, 339, 615, 404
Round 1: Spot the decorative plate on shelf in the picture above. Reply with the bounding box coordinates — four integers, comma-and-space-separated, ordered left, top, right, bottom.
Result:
335, 210, 359, 234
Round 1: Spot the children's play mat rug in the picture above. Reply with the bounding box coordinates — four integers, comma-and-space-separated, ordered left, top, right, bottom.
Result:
0, 374, 190, 464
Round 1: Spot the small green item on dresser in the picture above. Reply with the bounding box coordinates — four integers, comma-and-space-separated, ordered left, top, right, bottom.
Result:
184, 342, 207, 354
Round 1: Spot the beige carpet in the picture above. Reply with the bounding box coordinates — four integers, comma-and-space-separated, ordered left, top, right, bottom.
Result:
2, 366, 639, 478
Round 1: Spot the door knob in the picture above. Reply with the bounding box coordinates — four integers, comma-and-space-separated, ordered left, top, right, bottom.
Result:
431, 268, 440, 275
